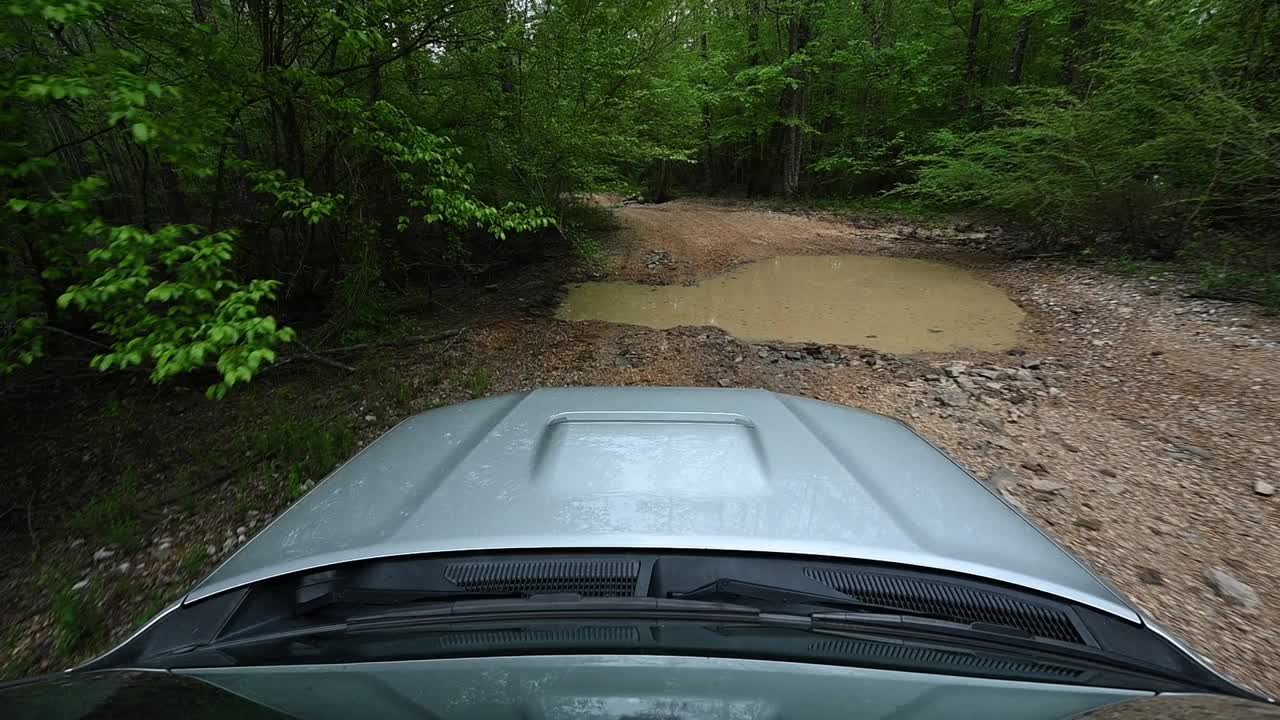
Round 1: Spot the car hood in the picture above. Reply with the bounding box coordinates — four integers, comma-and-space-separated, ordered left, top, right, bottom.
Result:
189, 387, 1135, 620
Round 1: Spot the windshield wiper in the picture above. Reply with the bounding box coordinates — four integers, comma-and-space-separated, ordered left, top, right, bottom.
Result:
345, 596, 773, 630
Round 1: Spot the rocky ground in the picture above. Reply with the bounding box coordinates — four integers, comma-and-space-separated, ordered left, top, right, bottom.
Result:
3, 197, 1277, 696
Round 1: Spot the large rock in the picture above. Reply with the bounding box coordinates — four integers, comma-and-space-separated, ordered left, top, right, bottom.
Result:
937, 388, 970, 408
1253, 480, 1275, 497
1202, 567, 1263, 610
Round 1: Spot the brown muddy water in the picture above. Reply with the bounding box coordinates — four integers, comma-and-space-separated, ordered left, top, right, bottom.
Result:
557, 255, 1025, 353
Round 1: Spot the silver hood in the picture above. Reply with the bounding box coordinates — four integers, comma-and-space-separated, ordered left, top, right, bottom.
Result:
189, 387, 1136, 621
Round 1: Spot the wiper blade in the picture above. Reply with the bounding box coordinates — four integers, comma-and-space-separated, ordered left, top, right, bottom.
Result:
346, 596, 771, 630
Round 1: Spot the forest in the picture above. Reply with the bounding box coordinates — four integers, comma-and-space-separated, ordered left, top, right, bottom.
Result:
3, 0, 1278, 396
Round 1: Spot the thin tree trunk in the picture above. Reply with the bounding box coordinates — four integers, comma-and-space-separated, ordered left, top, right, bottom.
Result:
700, 31, 713, 189
1062, 0, 1090, 88
964, 0, 985, 89
746, 0, 767, 196
1008, 14, 1032, 85
781, 9, 811, 197
860, 0, 883, 50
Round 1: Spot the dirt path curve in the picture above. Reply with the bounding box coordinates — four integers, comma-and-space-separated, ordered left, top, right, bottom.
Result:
479, 198, 1280, 695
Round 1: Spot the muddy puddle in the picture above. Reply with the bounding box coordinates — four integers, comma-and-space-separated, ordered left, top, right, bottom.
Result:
557, 255, 1025, 353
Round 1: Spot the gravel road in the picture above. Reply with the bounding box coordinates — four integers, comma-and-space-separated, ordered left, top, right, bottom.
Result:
468, 197, 1280, 695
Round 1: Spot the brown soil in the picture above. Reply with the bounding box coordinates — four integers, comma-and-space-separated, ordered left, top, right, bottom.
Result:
3, 197, 1277, 696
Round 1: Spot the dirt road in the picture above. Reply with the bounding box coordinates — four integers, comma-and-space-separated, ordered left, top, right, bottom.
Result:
476, 198, 1280, 694
5, 198, 1278, 693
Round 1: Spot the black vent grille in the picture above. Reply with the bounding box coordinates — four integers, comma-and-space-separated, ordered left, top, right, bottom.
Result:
804, 568, 1084, 644
807, 639, 1083, 680
445, 559, 641, 597
439, 626, 640, 649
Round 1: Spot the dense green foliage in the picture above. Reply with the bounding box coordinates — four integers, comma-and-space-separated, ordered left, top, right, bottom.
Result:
4, 0, 1278, 392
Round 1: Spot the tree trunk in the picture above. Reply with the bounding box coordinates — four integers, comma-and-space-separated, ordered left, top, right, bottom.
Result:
746, 0, 767, 196
964, 0, 985, 89
860, 0, 893, 49
1062, 0, 1090, 88
1008, 14, 1032, 85
700, 32, 713, 189
780, 10, 811, 197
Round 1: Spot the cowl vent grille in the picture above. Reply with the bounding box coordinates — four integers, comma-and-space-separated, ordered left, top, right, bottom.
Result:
804, 568, 1084, 644
445, 559, 641, 597
807, 639, 1084, 680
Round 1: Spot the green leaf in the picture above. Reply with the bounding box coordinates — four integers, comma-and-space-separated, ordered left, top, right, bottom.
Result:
130, 123, 151, 143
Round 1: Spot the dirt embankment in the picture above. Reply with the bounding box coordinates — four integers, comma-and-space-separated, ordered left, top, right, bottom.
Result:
3, 197, 1277, 695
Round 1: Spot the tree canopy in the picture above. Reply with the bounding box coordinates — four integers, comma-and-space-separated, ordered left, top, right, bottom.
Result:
4, 0, 1277, 391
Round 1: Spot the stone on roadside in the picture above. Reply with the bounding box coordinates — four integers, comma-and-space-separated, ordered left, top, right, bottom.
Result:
970, 368, 1003, 380
1020, 459, 1049, 475
937, 388, 970, 408
1252, 480, 1274, 497
977, 416, 1005, 434
93, 548, 115, 563
1098, 467, 1118, 478
986, 469, 1021, 492
1137, 567, 1165, 586
1020, 357, 1043, 369
1026, 477, 1066, 494
944, 364, 967, 378
1061, 441, 1081, 453
1171, 443, 1215, 461
999, 490, 1028, 513
1201, 567, 1263, 610
1073, 517, 1103, 532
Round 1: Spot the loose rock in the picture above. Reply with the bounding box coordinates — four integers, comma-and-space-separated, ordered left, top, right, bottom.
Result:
1254, 480, 1275, 497
717, 378, 732, 388
1098, 468, 1118, 478
1026, 477, 1067, 494
1074, 517, 1103, 532
1137, 567, 1165, 586
1202, 567, 1263, 610
986, 469, 1022, 492
1171, 443, 1215, 461
93, 548, 115, 563
1020, 459, 1050, 475
977, 416, 1005, 433
937, 388, 970, 408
